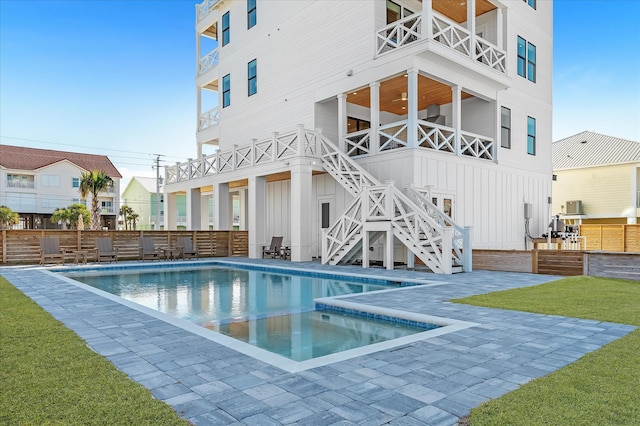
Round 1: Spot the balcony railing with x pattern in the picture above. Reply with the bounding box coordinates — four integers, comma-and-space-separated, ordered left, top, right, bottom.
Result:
198, 48, 220, 75
376, 11, 506, 76
166, 126, 319, 184
343, 120, 493, 161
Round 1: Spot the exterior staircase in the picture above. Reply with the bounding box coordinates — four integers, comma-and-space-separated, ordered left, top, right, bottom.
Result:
317, 134, 470, 274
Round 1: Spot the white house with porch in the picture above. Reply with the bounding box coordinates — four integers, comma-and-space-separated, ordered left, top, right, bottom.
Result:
164, 0, 553, 273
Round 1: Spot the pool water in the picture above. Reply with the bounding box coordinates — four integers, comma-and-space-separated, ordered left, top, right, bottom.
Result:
63, 265, 433, 361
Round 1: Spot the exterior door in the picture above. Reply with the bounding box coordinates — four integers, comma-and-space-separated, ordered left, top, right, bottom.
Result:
431, 192, 455, 220
317, 197, 334, 258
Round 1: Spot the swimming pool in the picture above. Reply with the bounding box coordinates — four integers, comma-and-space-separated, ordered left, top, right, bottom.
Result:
62, 263, 438, 362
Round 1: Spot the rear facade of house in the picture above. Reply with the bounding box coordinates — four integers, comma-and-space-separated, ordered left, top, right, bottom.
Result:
164, 0, 552, 273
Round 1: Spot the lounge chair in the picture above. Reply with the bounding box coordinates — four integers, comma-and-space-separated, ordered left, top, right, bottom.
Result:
39, 237, 66, 265
177, 237, 198, 259
138, 237, 161, 261
262, 236, 284, 259
95, 237, 118, 263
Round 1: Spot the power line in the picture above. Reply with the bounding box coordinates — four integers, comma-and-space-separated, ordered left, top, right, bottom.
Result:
0, 135, 190, 162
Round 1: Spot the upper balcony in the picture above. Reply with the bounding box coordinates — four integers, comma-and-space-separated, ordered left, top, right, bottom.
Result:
377, 0, 507, 79
196, 0, 220, 34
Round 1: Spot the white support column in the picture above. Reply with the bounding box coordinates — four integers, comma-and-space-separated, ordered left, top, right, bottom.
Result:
200, 193, 210, 230
165, 192, 177, 230
492, 98, 499, 164
362, 230, 370, 268
467, 0, 476, 58
214, 182, 230, 230
337, 93, 347, 153
496, 7, 503, 50
248, 176, 267, 258
407, 69, 419, 148
385, 228, 394, 270
422, 0, 433, 39
290, 164, 313, 261
239, 188, 248, 230
369, 81, 380, 155
197, 89, 202, 134
186, 188, 202, 230
452, 85, 462, 156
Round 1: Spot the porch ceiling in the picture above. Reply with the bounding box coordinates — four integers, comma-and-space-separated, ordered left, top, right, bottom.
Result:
433, 0, 497, 24
347, 75, 472, 116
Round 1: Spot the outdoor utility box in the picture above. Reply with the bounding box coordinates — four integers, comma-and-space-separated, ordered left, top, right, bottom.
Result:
565, 200, 583, 215
524, 203, 533, 219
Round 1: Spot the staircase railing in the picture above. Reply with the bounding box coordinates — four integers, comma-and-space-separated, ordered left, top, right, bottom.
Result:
317, 133, 456, 273
322, 196, 364, 263
406, 185, 472, 271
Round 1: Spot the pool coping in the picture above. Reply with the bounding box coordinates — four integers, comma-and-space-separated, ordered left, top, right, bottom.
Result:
50, 262, 478, 373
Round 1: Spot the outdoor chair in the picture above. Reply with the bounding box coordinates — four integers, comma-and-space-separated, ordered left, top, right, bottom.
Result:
138, 237, 161, 261
262, 236, 284, 259
176, 236, 199, 260
39, 237, 67, 265
95, 237, 118, 263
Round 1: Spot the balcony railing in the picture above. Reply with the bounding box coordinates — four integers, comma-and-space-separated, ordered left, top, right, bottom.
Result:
168, 125, 494, 185
100, 207, 115, 215
376, 11, 506, 75
196, 0, 219, 23
198, 48, 219, 75
198, 106, 220, 131
344, 120, 493, 161
6, 180, 35, 189
167, 126, 318, 184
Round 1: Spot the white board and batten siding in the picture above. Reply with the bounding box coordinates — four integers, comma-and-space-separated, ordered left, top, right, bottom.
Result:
216, 1, 374, 150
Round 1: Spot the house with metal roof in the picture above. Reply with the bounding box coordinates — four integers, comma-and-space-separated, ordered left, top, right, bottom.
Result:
0, 145, 122, 229
552, 131, 640, 224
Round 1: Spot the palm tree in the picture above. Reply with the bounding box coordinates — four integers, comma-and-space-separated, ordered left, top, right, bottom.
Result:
79, 170, 114, 230
119, 205, 133, 230
0, 206, 19, 229
50, 207, 71, 229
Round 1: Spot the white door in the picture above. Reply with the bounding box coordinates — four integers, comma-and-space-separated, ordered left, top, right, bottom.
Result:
317, 197, 334, 258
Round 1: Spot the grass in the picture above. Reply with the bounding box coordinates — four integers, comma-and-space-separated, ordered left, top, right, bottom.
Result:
0, 277, 190, 426
453, 276, 640, 426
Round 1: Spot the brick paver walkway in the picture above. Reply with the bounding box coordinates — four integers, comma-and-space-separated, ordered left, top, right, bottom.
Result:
2, 259, 635, 425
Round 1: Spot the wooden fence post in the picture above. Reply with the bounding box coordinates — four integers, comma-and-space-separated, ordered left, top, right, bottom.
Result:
531, 250, 539, 274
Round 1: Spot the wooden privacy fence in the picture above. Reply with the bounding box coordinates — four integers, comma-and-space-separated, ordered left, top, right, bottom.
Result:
474, 249, 640, 280
0, 230, 248, 264
580, 224, 640, 252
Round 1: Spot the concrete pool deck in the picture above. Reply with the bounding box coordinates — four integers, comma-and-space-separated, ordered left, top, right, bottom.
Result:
1, 259, 635, 425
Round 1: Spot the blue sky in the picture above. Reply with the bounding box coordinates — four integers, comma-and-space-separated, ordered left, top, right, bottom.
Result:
1, 0, 639, 183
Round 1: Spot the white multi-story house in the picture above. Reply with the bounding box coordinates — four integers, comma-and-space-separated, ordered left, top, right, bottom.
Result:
0, 145, 121, 229
164, 0, 552, 273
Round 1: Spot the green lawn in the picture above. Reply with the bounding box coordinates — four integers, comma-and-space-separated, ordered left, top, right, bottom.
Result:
0, 277, 190, 426
453, 276, 640, 426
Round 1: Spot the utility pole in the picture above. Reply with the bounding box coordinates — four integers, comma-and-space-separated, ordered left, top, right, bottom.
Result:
153, 154, 164, 230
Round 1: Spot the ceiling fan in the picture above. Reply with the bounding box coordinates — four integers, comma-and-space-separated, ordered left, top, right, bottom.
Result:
392, 92, 408, 102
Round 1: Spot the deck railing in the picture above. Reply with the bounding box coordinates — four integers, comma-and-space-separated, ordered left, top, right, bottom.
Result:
376, 11, 506, 75
343, 121, 493, 160
198, 48, 219, 75
196, 0, 219, 23
198, 106, 219, 131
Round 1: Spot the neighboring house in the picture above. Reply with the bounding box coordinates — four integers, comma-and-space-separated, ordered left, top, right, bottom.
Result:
0, 145, 121, 229
120, 176, 188, 230
552, 131, 640, 225
164, 0, 552, 273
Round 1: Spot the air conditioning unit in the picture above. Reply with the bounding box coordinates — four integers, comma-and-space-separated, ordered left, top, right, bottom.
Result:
565, 200, 583, 215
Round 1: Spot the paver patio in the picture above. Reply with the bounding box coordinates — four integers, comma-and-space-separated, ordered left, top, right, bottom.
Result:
1, 259, 635, 425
